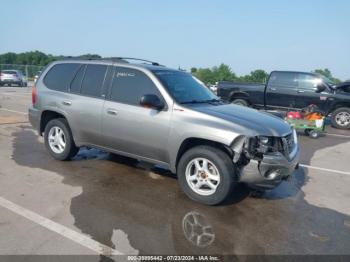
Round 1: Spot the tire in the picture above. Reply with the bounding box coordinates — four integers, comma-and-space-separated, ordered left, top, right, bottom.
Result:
44, 118, 79, 161
331, 107, 350, 129
309, 130, 319, 139
177, 145, 237, 205
19, 81, 24, 87
231, 98, 248, 107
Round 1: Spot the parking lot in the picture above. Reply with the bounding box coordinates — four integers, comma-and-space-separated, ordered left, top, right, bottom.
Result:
0, 86, 349, 259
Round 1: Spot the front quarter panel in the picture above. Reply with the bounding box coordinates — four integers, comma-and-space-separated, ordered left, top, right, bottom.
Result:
168, 106, 255, 172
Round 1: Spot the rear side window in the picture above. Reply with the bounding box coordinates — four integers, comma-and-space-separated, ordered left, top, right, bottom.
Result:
110, 67, 161, 105
268, 72, 298, 89
44, 63, 80, 92
3, 70, 17, 75
81, 64, 107, 97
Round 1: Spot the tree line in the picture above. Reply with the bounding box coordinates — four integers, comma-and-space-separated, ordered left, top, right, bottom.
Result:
0, 51, 344, 84
0, 51, 101, 67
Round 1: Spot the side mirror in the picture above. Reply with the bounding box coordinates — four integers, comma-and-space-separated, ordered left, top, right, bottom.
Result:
140, 94, 164, 110
316, 83, 326, 93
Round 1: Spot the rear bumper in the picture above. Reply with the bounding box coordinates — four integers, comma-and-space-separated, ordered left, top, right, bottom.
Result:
28, 106, 41, 134
238, 146, 299, 190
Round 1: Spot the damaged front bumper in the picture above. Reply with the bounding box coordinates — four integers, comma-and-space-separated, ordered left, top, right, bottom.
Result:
238, 145, 299, 190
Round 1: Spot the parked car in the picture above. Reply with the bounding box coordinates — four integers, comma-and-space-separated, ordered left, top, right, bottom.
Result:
28, 58, 299, 205
0, 70, 28, 87
217, 71, 350, 129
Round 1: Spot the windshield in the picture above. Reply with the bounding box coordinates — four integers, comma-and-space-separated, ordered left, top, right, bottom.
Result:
152, 70, 218, 104
318, 74, 335, 86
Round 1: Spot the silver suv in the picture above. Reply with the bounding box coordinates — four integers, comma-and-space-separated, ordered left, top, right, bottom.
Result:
28, 58, 299, 205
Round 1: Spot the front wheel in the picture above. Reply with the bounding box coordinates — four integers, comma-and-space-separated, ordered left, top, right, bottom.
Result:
331, 107, 350, 129
177, 145, 237, 205
44, 118, 79, 160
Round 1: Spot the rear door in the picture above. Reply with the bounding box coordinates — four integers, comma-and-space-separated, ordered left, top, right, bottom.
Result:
63, 63, 110, 146
101, 66, 171, 164
295, 73, 330, 110
265, 72, 298, 110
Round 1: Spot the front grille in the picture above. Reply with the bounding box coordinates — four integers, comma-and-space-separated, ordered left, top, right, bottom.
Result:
281, 133, 295, 156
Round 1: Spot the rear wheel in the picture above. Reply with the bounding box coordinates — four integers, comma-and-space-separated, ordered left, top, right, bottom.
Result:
177, 145, 237, 205
331, 107, 350, 129
44, 118, 79, 160
231, 98, 248, 107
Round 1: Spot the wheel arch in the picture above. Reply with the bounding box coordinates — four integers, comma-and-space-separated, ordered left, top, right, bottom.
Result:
40, 109, 69, 136
173, 137, 233, 173
331, 103, 350, 113
229, 91, 251, 103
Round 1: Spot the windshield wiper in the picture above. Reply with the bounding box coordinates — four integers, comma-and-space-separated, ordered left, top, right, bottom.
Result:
180, 98, 222, 104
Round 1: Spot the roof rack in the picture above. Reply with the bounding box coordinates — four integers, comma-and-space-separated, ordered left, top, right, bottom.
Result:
105, 57, 161, 66
58, 57, 162, 66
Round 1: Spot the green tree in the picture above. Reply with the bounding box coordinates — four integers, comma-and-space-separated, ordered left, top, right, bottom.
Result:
248, 69, 268, 83
193, 68, 214, 84
212, 63, 236, 82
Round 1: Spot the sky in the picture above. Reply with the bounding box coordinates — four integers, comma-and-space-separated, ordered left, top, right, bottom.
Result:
0, 0, 349, 80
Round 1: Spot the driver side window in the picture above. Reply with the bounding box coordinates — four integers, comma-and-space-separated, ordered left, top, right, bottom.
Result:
109, 67, 163, 106
297, 74, 319, 90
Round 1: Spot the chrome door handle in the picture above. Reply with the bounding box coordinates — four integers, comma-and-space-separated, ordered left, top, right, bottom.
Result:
269, 87, 277, 91
62, 101, 72, 106
297, 90, 305, 93
107, 109, 118, 115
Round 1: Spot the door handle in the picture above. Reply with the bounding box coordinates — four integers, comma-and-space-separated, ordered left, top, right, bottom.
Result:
269, 87, 277, 91
297, 90, 305, 93
107, 108, 118, 115
62, 100, 72, 106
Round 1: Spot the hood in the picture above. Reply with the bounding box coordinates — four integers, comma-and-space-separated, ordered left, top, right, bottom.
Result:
191, 103, 292, 137
334, 81, 350, 93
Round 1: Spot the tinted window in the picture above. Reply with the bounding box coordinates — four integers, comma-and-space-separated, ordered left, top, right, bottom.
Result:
3, 70, 17, 75
110, 67, 161, 105
298, 74, 318, 90
70, 65, 85, 93
269, 72, 298, 89
44, 63, 80, 91
81, 64, 107, 97
153, 70, 217, 104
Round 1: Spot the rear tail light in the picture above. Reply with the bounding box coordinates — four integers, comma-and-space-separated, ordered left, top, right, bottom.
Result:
32, 85, 37, 105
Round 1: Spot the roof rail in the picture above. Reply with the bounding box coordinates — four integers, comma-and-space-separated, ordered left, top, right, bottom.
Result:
56, 57, 162, 66
112, 57, 161, 66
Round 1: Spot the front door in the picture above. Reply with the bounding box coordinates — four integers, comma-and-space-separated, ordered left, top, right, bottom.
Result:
265, 72, 298, 110
294, 73, 330, 111
101, 67, 171, 164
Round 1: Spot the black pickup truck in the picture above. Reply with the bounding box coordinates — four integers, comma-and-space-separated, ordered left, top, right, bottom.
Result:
217, 71, 350, 129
